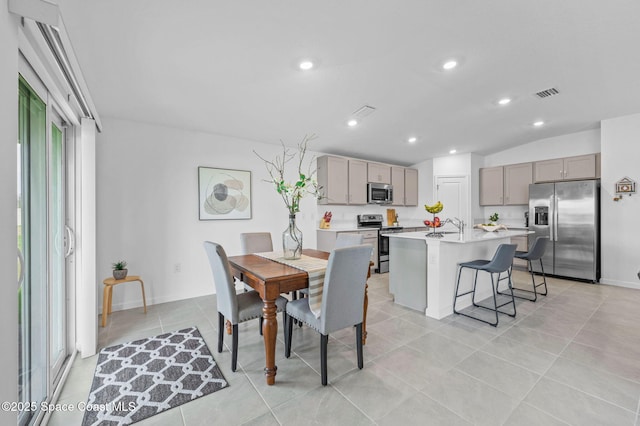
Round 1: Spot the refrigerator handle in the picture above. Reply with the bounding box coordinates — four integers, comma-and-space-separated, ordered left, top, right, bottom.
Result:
554, 195, 559, 242
548, 195, 554, 241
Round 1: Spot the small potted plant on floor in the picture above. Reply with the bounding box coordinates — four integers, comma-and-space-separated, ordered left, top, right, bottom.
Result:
112, 260, 128, 280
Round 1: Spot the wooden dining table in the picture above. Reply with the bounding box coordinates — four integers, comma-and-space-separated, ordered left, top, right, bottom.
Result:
227, 248, 370, 385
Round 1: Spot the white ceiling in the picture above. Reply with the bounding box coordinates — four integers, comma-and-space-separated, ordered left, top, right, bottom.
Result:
57, 0, 640, 166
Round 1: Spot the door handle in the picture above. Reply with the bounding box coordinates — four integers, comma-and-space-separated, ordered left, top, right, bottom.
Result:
17, 249, 24, 288
64, 225, 75, 258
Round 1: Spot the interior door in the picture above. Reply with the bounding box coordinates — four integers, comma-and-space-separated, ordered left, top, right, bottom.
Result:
435, 176, 469, 231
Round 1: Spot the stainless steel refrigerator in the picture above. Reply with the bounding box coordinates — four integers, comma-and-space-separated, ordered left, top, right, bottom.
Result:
529, 180, 600, 282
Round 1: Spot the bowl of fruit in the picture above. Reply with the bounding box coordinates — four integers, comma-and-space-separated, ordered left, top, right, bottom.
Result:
424, 216, 443, 228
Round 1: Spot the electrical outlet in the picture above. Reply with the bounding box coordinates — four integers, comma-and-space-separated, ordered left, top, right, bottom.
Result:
174, 263, 181, 273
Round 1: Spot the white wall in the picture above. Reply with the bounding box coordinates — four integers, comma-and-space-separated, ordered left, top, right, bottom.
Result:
97, 118, 437, 311
479, 129, 602, 226
0, 2, 19, 422
483, 129, 601, 167
601, 113, 640, 288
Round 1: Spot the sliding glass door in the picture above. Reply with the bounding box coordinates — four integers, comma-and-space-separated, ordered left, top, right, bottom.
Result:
18, 75, 71, 425
49, 111, 67, 385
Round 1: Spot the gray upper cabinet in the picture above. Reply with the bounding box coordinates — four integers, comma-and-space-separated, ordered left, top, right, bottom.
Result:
564, 154, 597, 180
404, 168, 419, 206
317, 155, 418, 205
368, 162, 391, 184
479, 166, 504, 206
534, 154, 597, 182
533, 158, 564, 182
348, 159, 368, 204
504, 162, 532, 205
317, 155, 348, 205
391, 167, 405, 206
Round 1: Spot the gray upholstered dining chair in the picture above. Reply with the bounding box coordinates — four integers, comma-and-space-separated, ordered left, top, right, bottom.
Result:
203, 241, 287, 372
240, 232, 273, 254
284, 244, 372, 385
335, 233, 365, 248
298, 233, 365, 299
239, 232, 273, 292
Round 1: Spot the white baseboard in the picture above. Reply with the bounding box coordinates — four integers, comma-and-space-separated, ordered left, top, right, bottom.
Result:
599, 278, 640, 290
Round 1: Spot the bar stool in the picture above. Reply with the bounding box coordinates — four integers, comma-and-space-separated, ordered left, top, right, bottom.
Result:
453, 244, 517, 327
506, 236, 549, 302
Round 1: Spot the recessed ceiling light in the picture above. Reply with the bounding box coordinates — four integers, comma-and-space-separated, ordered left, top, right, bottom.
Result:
449, 149, 457, 154
347, 119, 358, 127
408, 137, 417, 143
498, 98, 511, 105
299, 61, 314, 70
533, 120, 545, 127
442, 60, 458, 70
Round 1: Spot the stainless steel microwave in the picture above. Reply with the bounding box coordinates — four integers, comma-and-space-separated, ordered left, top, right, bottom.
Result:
367, 182, 393, 204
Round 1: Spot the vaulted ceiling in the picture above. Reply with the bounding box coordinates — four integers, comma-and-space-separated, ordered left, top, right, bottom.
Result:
57, 0, 640, 165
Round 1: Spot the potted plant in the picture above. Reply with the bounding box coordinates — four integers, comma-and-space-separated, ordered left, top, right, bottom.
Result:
489, 212, 499, 225
112, 260, 128, 280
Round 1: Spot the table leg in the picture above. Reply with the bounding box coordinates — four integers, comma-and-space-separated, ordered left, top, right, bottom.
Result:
262, 299, 278, 385
226, 320, 232, 335
139, 279, 147, 314
102, 285, 110, 327
108, 286, 114, 315
362, 283, 368, 345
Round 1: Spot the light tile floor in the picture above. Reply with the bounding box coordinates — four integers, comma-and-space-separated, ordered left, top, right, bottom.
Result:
48, 271, 640, 425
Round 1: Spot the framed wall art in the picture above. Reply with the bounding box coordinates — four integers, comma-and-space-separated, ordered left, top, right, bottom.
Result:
198, 167, 252, 220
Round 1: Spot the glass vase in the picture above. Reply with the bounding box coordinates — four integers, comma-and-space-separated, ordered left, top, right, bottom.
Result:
283, 214, 303, 259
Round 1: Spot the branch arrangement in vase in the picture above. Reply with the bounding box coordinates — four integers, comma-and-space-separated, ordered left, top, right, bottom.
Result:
254, 134, 322, 215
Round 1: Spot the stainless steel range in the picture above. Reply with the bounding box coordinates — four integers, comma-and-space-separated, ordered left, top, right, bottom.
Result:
357, 214, 403, 273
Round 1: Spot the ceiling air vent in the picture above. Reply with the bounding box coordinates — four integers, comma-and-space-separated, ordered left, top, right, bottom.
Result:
352, 105, 377, 118
534, 87, 560, 99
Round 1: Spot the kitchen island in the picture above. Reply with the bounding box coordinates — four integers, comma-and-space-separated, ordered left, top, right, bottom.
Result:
388, 229, 531, 319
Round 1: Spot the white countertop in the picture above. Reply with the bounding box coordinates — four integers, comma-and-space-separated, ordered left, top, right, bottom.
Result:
387, 229, 532, 244
317, 227, 361, 232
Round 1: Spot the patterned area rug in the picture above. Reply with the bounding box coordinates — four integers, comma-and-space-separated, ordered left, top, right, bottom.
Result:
82, 327, 228, 425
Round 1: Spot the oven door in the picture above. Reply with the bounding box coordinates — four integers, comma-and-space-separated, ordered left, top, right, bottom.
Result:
378, 232, 389, 273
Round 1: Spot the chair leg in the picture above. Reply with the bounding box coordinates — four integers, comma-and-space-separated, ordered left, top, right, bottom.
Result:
453, 265, 463, 313
508, 259, 548, 302
218, 312, 224, 353
527, 260, 538, 301
538, 259, 548, 296
259, 316, 264, 336
285, 313, 293, 358
490, 273, 499, 326
356, 323, 363, 369
231, 324, 239, 372
507, 267, 517, 316
320, 334, 328, 386
471, 270, 480, 307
